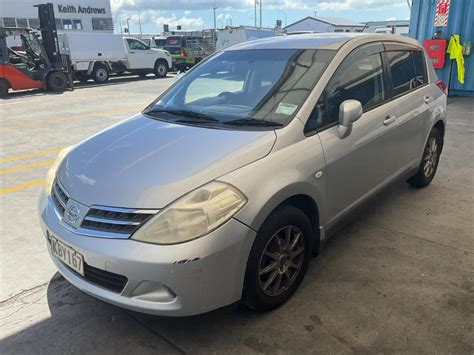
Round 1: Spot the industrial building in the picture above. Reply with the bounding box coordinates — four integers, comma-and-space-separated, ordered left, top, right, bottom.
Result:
284, 16, 365, 33
0, 0, 113, 33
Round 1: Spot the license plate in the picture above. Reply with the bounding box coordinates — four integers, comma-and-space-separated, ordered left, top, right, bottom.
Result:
49, 233, 84, 276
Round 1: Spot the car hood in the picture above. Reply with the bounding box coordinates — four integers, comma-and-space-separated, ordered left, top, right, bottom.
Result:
58, 115, 276, 208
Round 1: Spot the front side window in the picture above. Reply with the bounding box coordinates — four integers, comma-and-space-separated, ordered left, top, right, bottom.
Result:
127, 39, 147, 50
306, 46, 386, 132
144, 49, 335, 129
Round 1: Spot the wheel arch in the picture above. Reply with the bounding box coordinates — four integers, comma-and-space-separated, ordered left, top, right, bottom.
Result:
0, 77, 11, 89
0, 77, 10, 96
154, 57, 169, 68
432, 117, 446, 151
238, 183, 323, 255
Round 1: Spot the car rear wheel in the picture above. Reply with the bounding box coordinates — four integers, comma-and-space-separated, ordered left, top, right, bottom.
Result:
92, 64, 109, 84
0, 79, 9, 97
407, 127, 442, 188
47, 71, 67, 92
243, 205, 313, 311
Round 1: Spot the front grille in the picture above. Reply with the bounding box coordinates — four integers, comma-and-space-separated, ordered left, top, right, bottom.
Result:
79, 206, 158, 238
84, 263, 128, 293
51, 180, 69, 216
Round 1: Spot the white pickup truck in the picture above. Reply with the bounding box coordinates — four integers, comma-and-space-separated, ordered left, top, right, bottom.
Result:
58, 33, 172, 83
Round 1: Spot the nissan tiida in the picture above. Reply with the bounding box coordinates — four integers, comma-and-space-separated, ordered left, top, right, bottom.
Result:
39, 34, 447, 316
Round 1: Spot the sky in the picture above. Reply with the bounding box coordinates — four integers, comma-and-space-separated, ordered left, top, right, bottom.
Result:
111, 0, 412, 34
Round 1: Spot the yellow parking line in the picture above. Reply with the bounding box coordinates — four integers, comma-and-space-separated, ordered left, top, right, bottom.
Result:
0, 148, 63, 163
0, 107, 136, 133
0, 179, 46, 195
0, 160, 54, 175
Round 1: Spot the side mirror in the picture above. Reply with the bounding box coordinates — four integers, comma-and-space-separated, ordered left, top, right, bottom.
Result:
337, 99, 362, 139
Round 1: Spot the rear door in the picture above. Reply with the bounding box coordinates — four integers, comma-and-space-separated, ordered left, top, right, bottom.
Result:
384, 44, 434, 170
307, 43, 399, 225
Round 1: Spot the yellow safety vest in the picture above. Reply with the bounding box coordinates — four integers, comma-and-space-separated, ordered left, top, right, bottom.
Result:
447, 34, 465, 84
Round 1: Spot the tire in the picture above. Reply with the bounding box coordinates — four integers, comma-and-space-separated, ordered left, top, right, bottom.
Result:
407, 128, 442, 188
92, 64, 109, 84
243, 205, 313, 312
0, 79, 9, 97
47, 71, 67, 92
154, 60, 168, 78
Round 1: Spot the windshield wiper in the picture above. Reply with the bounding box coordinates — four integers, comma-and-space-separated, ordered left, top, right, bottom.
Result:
224, 118, 283, 127
145, 109, 219, 122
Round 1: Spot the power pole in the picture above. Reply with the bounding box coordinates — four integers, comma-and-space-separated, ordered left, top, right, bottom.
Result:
213, 5, 218, 49
138, 9, 143, 37
254, 0, 257, 27
259, 0, 262, 28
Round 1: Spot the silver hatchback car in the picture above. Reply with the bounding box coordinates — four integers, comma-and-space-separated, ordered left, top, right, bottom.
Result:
39, 34, 447, 316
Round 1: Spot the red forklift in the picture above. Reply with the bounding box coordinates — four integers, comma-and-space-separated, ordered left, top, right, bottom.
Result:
0, 3, 73, 97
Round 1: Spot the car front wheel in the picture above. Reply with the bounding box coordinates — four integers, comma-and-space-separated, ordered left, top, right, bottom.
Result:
243, 205, 313, 311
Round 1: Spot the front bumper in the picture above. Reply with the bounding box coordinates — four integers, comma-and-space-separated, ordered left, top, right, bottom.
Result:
39, 192, 256, 316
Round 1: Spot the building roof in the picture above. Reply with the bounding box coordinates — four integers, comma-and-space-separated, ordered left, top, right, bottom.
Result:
284, 16, 365, 29
365, 20, 410, 27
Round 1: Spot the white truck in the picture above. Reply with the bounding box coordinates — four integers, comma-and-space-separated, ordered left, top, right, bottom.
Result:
216, 26, 277, 51
58, 33, 172, 83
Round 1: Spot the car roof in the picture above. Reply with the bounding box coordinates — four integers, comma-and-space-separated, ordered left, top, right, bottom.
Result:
225, 33, 420, 51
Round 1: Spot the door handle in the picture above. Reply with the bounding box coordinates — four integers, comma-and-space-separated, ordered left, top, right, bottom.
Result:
383, 115, 397, 126
424, 95, 434, 104
130, 51, 135, 54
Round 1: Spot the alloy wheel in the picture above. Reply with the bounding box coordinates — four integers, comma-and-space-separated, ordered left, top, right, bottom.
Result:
258, 225, 305, 297
423, 137, 438, 177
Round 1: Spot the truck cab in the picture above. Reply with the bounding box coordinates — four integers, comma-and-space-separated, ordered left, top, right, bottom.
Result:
124, 37, 169, 71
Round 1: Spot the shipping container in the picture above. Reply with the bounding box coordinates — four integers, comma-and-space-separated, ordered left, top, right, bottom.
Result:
409, 0, 473, 96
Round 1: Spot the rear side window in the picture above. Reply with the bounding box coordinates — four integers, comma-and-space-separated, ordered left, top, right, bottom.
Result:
306, 49, 386, 131
412, 50, 428, 86
387, 50, 426, 97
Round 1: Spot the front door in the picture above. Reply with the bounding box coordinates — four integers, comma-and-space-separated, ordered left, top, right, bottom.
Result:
307, 43, 399, 226
126, 38, 152, 69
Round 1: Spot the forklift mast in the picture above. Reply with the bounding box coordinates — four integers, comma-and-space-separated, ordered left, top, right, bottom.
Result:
35, 3, 62, 69
35, 2, 74, 89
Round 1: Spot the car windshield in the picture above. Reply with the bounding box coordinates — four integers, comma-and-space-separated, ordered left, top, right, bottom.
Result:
144, 48, 335, 129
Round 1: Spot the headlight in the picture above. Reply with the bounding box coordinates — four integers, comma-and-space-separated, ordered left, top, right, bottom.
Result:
44, 146, 74, 194
132, 181, 247, 245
